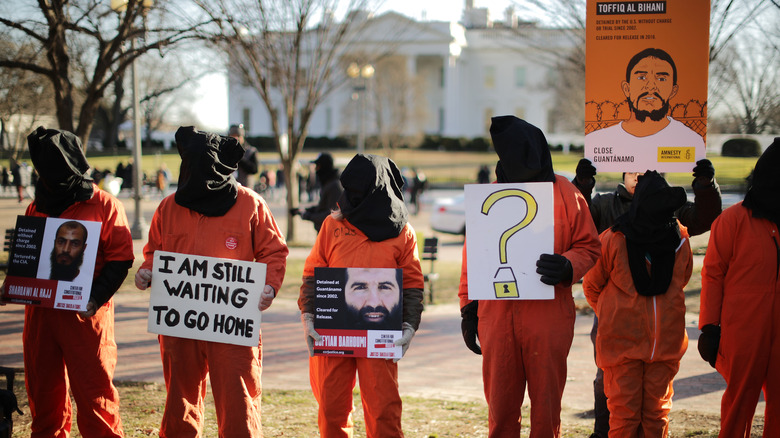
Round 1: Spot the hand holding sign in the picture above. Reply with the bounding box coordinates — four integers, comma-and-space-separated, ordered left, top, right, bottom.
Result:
258, 285, 275, 311
135, 268, 152, 290
301, 313, 322, 357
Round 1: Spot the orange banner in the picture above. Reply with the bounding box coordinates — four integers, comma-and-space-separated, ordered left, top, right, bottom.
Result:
585, 0, 710, 173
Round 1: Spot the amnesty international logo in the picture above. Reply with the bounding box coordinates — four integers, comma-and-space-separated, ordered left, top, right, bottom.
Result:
657, 147, 695, 162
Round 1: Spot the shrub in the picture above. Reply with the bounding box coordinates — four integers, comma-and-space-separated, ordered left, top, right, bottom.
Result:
467, 137, 492, 152
722, 138, 761, 157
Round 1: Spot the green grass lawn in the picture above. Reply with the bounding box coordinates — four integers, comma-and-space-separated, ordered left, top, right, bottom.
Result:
8, 378, 741, 437
84, 148, 758, 190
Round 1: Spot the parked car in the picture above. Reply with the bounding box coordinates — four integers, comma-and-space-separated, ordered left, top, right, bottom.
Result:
430, 192, 466, 235
428, 173, 578, 236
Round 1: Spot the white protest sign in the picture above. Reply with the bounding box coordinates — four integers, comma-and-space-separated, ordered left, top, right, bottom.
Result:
148, 250, 266, 347
465, 182, 554, 300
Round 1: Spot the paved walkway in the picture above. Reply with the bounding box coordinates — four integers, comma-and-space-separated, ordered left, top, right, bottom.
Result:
0, 193, 764, 425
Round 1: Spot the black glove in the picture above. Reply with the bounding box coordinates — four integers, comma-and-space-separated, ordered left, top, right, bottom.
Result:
460, 301, 481, 355
536, 253, 573, 286
575, 158, 597, 187
289, 208, 300, 217
692, 159, 715, 184
697, 324, 721, 368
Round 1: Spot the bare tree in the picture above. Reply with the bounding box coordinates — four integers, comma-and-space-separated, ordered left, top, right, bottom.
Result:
197, 0, 381, 241
709, 19, 780, 134
137, 51, 206, 145
368, 55, 425, 159
0, 39, 56, 157
0, 0, 212, 145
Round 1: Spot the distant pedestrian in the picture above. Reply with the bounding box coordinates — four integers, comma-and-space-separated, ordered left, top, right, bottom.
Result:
1, 166, 10, 195
477, 164, 491, 184
10, 158, 27, 203
155, 163, 171, 196
290, 152, 343, 232
229, 124, 259, 190
409, 168, 427, 215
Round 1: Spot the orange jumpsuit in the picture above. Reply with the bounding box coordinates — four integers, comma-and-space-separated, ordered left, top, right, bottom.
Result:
458, 175, 601, 437
299, 215, 424, 438
584, 227, 691, 438
700, 202, 780, 437
141, 186, 288, 438
23, 185, 134, 438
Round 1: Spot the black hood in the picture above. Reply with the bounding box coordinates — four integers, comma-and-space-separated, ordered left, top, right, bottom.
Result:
174, 126, 244, 217
743, 138, 780, 227
614, 171, 687, 296
337, 154, 408, 242
490, 115, 556, 184
27, 126, 94, 217
314, 152, 339, 184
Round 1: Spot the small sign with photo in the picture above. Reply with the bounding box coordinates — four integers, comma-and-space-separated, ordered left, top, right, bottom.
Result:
3, 216, 102, 312
313, 267, 403, 359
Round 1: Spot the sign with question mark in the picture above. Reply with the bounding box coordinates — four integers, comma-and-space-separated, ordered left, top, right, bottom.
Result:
464, 182, 554, 300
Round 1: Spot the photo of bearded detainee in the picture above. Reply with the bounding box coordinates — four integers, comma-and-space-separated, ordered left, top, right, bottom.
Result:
586, 47, 704, 149
344, 267, 402, 330
50, 220, 88, 281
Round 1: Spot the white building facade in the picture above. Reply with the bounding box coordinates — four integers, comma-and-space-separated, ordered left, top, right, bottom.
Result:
227, 4, 576, 142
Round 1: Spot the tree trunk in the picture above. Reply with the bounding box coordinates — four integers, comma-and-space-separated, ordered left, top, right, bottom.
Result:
283, 156, 298, 243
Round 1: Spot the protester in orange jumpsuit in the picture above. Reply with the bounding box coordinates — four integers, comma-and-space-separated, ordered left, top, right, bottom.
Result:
699, 138, 780, 437
5, 127, 134, 437
572, 158, 721, 438
584, 171, 692, 437
459, 116, 601, 437
298, 154, 425, 438
135, 127, 288, 437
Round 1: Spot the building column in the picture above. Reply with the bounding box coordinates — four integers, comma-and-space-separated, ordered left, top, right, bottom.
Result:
443, 54, 461, 137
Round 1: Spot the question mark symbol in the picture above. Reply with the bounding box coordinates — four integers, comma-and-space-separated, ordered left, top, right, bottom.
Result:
481, 189, 538, 264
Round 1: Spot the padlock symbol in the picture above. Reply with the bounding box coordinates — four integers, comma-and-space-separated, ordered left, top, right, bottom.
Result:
493, 266, 519, 298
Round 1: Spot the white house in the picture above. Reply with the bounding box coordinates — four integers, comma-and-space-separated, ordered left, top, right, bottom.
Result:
227, 2, 577, 141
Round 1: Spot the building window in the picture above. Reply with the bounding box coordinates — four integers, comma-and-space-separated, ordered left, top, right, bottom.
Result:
242, 108, 251, 133
514, 67, 526, 88
484, 66, 495, 89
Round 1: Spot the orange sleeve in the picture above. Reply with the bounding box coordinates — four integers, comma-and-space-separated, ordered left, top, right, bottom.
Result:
99, 194, 134, 264
398, 224, 425, 290
458, 241, 470, 309
298, 216, 332, 313
252, 197, 288, 292
141, 202, 165, 271
559, 178, 601, 284
699, 212, 732, 327
583, 230, 613, 312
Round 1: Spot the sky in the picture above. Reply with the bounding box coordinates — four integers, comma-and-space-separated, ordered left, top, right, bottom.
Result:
192, 1, 517, 132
